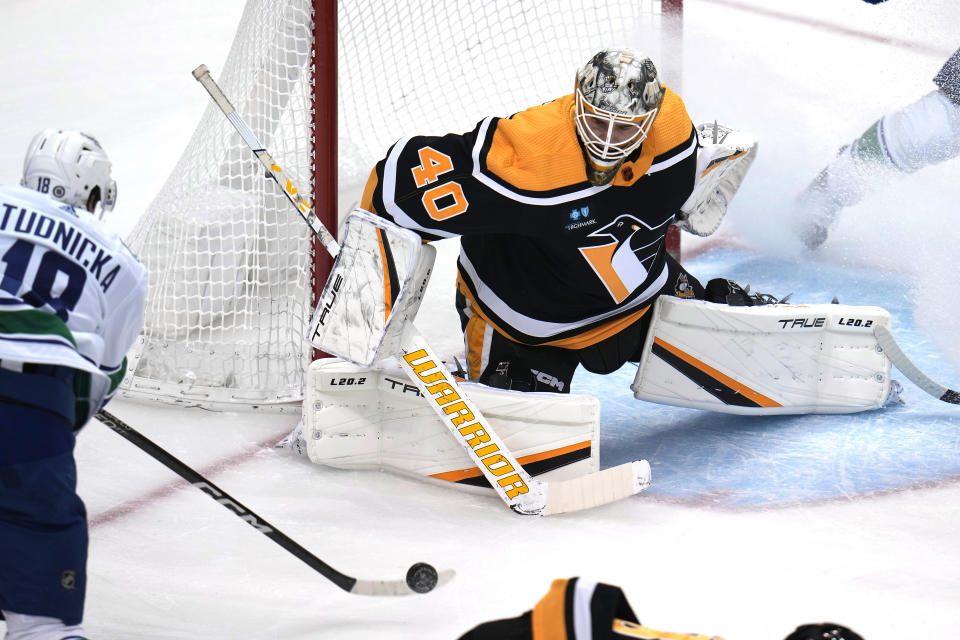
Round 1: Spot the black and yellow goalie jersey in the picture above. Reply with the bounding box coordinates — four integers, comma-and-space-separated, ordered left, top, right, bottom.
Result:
457, 576, 723, 640
361, 89, 697, 348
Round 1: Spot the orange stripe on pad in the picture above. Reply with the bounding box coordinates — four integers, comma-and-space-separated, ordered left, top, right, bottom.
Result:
653, 336, 781, 408
376, 228, 392, 324
701, 149, 748, 177
429, 440, 591, 483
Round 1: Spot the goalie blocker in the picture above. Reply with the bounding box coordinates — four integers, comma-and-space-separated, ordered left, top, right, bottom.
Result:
309, 209, 436, 367
632, 296, 900, 414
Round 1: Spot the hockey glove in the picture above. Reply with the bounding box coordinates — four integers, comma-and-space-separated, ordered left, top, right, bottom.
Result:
676, 121, 758, 236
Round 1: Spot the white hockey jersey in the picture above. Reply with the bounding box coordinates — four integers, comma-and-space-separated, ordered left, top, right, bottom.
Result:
0, 184, 147, 425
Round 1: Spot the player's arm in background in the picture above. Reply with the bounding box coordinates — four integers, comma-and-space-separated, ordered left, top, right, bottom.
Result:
793, 0, 960, 247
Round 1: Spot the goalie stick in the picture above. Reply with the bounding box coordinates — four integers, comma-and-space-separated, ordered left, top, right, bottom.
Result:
95, 410, 452, 595
192, 63, 651, 516
874, 326, 960, 405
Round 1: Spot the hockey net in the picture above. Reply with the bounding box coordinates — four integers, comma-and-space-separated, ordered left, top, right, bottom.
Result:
121, 0, 682, 411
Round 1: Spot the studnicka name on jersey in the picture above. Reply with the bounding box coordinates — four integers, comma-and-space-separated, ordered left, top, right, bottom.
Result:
1, 203, 123, 292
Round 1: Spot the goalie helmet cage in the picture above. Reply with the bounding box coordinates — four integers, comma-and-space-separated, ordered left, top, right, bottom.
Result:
121, 0, 683, 411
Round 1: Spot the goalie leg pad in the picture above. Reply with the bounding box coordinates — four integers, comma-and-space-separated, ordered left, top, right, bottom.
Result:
632, 296, 895, 414
303, 358, 600, 489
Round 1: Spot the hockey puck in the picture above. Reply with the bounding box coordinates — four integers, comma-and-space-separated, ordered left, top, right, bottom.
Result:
405, 562, 439, 593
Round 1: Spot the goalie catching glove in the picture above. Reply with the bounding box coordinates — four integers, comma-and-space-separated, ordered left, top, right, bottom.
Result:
675, 121, 758, 236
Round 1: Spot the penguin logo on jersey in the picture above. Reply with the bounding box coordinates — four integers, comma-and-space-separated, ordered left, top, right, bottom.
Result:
675, 272, 695, 298
578, 214, 659, 303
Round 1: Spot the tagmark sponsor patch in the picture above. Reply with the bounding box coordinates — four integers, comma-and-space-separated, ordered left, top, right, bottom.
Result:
564, 205, 597, 231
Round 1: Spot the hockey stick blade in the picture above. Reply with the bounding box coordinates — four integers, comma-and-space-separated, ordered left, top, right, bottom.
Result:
874, 325, 960, 404
540, 460, 651, 516
95, 410, 453, 595
193, 63, 652, 515
399, 327, 652, 515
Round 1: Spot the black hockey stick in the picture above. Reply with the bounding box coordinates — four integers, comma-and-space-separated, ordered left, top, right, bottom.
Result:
874, 326, 960, 405
95, 410, 450, 595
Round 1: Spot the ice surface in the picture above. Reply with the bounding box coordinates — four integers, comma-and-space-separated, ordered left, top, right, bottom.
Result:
1, 1, 959, 639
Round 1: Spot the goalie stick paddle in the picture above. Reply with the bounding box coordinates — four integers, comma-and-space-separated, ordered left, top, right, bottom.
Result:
192, 63, 652, 516
95, 410, 452, 595
874, 326, 960, 405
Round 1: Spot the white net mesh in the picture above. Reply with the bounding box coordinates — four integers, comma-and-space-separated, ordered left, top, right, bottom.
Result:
123, 0, 677, 410
123, 0, 315, 409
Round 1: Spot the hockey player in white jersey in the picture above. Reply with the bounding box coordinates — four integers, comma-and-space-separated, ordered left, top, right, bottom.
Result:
0, 130, 147, 640
793, 0, 960, 247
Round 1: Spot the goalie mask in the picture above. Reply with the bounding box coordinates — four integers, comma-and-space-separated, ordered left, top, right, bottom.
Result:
21, 129, 117, 217
575, 48, 665, 184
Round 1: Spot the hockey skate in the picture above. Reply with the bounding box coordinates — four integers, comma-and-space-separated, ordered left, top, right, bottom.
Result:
792, 141, 877, 249
705, 278, 789, 306
792, 167, 842, 249
275, 417, 307, 457
783, 622, 864, 640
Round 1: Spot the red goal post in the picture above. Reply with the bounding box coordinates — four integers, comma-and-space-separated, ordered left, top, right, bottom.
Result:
122, 0, 683, 411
